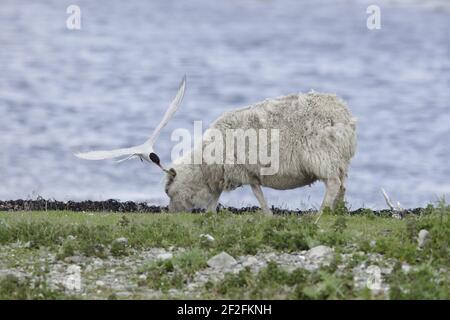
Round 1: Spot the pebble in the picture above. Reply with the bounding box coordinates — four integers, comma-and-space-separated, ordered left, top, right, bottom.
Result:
138, 274, 147, 280
95, 280, 105, 287
114, 237, 128, 245
200, 234, 215, 242
156, 252, 173, 261
417, 229, 430, 249
116, 291, 132, 297
242, 256, 259, 267
402, 263, 412, 273
306, 245, 333, 262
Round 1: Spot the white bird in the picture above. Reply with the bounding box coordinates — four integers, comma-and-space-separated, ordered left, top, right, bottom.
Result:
381, 188, 403, 211
74, 76, 186, 170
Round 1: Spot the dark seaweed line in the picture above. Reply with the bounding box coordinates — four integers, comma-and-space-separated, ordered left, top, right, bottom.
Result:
0, 199, 424, 216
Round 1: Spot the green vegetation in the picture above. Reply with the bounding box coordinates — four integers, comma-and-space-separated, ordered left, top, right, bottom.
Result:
137, 248, 208, 291
207, 262, 359, 300
0, 202, 448, 300
0, 270, 77, 300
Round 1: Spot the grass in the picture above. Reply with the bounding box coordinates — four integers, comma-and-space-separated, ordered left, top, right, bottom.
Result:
137, 248, 208, 291
0, 203, 448, 299
206, 262, 360, 300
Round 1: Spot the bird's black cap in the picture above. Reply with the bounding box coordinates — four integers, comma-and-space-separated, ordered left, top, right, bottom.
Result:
149, 152, 160, 165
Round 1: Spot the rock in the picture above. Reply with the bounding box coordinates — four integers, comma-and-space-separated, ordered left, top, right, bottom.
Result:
138, 274, 147, 280
306, 245, 333, 262
115, 291, 132, 297
96, 280, 105, 287
61, 265, 82, 291
67, 235, 76, 241
92, 258, 104, 268
264, 252, 277, 260
67, 264, 81, 274
207, 252, 237, 269
242, 256, 259, 267
402, 263, 412, 273
417, 229, 430, 248
364, 265, 383, 292
200, 234, 215, 242
65, 255, 83, 264
156, 252, 173, 261
114, 237, 128, 245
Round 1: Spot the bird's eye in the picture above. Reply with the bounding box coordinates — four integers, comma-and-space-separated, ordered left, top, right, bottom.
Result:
149, 152, 160, 165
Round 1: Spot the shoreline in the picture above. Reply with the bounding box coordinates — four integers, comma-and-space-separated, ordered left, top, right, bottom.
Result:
0, 199, 423, 216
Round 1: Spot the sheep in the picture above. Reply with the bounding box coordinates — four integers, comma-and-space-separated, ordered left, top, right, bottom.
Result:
165, 91, 357, 214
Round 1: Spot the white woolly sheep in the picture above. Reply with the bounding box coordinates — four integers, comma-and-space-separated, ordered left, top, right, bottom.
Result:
164, 92, 357, 215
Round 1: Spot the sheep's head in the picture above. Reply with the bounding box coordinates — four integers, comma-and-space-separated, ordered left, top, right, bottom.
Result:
164, 165, 213, 213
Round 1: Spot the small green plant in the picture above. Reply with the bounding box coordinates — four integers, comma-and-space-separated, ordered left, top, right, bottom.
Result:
262, 218, 317, 251
56, 238, 77, 260
110, 239, 128, 257
0, 274, 75, 300
332, 216, 348, 234
144, 260, 184, 291
214, 267, 254, 297
388, 265, 450, 299
0, 275, 28, 300
405, 217, 419, 242
173, 249, 207, 276
118, 215, 130, 227
333, 200, 349, 216
421, 204, 435, 216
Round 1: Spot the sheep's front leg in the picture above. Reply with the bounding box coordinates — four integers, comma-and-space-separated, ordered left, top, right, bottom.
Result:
251, 184, 273, 215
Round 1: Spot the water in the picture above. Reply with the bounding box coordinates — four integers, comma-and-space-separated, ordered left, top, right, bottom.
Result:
1, 0, 449, 209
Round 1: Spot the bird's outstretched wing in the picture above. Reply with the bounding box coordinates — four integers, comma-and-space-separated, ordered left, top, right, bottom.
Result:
74, 145, 146, 161
145, 75, 186, 146
74, 76, 186, 162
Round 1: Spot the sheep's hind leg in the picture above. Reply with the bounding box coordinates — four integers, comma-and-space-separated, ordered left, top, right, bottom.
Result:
206, 193, 221, 213
315, 176, 341, 224
333, 169, 347, 209
250, 184, 273, 216
320, 176, 341, 211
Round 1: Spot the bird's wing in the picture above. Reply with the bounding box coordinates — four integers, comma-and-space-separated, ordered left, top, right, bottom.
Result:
75, 76, 186, 162
115, 153, 139, 163
145, 75, 186, 147
74, 144, 146, 161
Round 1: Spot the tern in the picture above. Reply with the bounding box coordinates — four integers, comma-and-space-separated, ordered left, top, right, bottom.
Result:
74, 76, 186, 171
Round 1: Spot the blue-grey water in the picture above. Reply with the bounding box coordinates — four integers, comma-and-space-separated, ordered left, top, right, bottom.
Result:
1, 0, 449, 209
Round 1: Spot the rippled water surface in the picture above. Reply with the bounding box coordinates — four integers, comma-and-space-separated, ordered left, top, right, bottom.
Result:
1, 0, 449, 209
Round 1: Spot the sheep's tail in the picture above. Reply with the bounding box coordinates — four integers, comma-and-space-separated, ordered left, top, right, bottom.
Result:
350, 117, 358, 130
